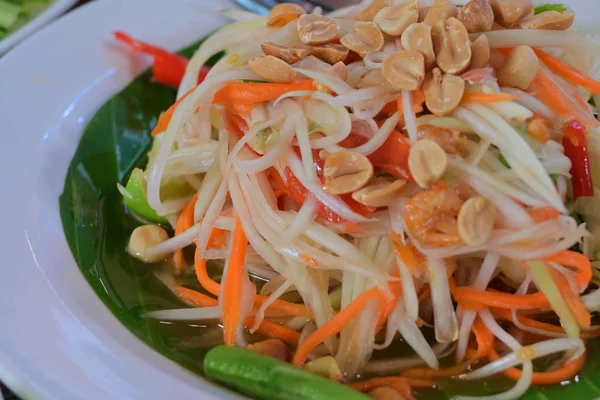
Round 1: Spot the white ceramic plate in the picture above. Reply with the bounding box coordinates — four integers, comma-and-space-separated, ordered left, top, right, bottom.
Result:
0, 0, 78, 56
0, 0, 597, 399
0, 0, 242, 398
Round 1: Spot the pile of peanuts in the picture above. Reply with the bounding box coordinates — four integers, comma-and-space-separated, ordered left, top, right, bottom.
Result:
248, 0, 573, 116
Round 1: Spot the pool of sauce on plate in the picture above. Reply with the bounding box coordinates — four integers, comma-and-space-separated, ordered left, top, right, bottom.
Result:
76, 191, 599, 399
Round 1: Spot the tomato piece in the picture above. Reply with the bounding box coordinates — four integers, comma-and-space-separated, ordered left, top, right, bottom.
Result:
285, 167, 345, 224
285, 148, 376, 223
340, 132, 412, 180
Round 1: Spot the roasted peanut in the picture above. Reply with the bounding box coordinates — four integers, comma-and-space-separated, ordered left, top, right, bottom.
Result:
323, 151, 374, 195
458, 0, 494, 33
527, 116, 551, 143
359, 0, 388, 22
408, 139, 448, 188
401, 23, 435, 70
312, 44, 349, 64
457, 196, 496, 246
497, 45, 538, 90
267, 3, 306, 28
297, 14, 340, 45
489, 0, 533, 28
315, 62, 349, 93
424, 0, 458, 26
356, 69, 386, 88
432, 18, 471, 74
352, 177, 407, 207
368, 386, 407, 400
247, 339, 292, 362
332, 61, 349, 81
261, 42, 311, 64
418, 6, 430, 22
340, 22, 384, 56
519, 10, 574, 30
305, 356, 344, 382
128, 225, 170, 263
248, 55, 297, 83
373, 0, 419, 36
382, 50, 425, 90
423, 68, 465, 116
470, 34, 491, 68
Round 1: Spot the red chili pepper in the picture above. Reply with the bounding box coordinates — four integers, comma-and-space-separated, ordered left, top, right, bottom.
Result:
339, 131, 413, 181
114, 31, 210, 87
562, 120, 594, 199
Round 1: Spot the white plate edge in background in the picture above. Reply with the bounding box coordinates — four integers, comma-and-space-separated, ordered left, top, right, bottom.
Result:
0, 0, 78, 56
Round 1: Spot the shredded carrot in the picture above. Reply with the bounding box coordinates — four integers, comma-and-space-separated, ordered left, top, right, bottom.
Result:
194, 248, 313, 318
152, 87, 196, 136
403, 318, 492, 378
492, 307, 563, 333
533, 48, 600, 94
350, 377, 436, 392
542, 250, 592, 291
194, 252, 221, 295
375, 286, 403, 333
172, 286, 218, 307
453, 287, 550, 311
396, 88, 426, 115
292, 283, 400, 366
548, 268, 591, 328
224, 108, 249, 137
488, 347, 585, 384
249, 288, 312, 317
390, 231, 427, 280
491, 307, 600, 339
221, 217, 249, 346
173, 194, 199, 274
169, 287, 299, 343
472, 317, 495, 357
207, 227, 226, 248
461, 92, 523, 104
213, 80, 315, 104
245, 317, 301, 345
418, 284, 430, 303
229, 103, 255, 117
529, 70, 600, 132
341, 222, 364, 234
528, 206, 560, 223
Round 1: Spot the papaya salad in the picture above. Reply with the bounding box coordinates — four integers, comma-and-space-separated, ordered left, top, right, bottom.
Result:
115, 1, 600, 399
